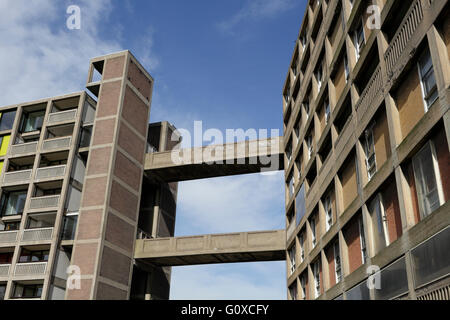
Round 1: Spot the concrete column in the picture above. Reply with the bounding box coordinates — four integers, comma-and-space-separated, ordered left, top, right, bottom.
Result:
394, 166, 416, 232
427, 25, 450, 93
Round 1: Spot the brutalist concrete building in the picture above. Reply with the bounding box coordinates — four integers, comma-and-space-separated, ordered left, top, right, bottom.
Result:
0, 0, 449, 301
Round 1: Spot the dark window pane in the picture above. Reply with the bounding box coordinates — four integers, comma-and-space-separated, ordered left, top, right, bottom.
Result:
0, 111, 17, 131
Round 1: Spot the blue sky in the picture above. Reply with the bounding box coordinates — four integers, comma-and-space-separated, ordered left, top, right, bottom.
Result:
0, 0, 307, 299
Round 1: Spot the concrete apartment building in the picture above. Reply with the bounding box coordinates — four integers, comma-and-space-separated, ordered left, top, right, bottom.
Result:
283, 0, 450, 300
0, 0, 448, 301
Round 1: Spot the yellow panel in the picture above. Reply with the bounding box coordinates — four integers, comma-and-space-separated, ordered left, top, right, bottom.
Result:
0, 135, 10, 156
0, 161, 3, 175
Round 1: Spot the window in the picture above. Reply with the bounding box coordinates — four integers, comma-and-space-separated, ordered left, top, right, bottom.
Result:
296, 184, 306, 226
19, 249, 49, 263
325, 101, 331, 125
0, 111, 17, 131
288, 174, 295, 199
354, 20, 365, 60
364, 124, 377, 180
12, 283, 43, 299
371, 195, 390, 253
0, 221, 19, 231
299, 233, 305, 262
21, 110, 45, 133
359, 218, 368, 264
418, 49, 438, 110
300, 36, 307, 48
344, 55, 350, 81
0, 284, 6, 300
313, 260, 321, 298
307, 134, 313, 160
289, 283, 297, 300
289, 246, 296, 275
334, 241, 342, 283
311, 218, 316, 247
412, 142, 444, 218
324, 196, 332, 231
316, 64, 323, 91
1, 191, 27, 217
286, 143, 292, 165
304, 102, 310, 118
300, 274, 306, 300
0, 252, 13, 265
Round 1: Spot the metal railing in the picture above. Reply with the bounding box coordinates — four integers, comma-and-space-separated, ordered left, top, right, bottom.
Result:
29, 195, 60, 210
35, 165, 66, 180
10, 141, 38, 156
384, 0, 424, 76
3, 170, 32, 184
21, 228, 54, 242
14, 262, 47, 276
0, 230, 19, 244
48, 109, 77, 124
42, 136, 71, 151
0, 264, 11, 277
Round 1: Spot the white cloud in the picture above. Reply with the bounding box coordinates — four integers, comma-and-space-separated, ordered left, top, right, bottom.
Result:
170, 262, 286, 300
0, 0, 158, 107
218, 0, 297, 34
175, 171, 285, 236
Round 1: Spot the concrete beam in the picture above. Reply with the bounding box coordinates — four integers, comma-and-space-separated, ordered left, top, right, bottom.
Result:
134, 230, 286, 267
144, 137, 284, 182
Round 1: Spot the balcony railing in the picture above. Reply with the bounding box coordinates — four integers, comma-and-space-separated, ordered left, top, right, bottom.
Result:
384, 0, 424, 77
0, 264, 11, 277
10, 141, 38, 156
35, 165, 66, 180
14, 262, 47, 276
3, 170, 32, 185
21, 228, 54, 242
355, 64, 383, 112
0, 230, 18, 244
47, 109, 77, 125
42, 136, 71, 152
29, 195, 60, 210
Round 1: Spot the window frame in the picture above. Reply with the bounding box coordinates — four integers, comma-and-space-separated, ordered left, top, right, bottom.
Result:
354, 19, 365, 61
417, 49, 438, 112
359, 217, 368, 264
364, 123, 377, 181
324, 195, 333, 231
334, 241, 342, 283
412, 141, 444, 219
313, 260, 321, 298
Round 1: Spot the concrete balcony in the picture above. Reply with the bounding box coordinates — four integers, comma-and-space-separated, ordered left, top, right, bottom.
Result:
355, 64, 383, 113
21, 227, 53, 242
47, 109, 77, 125
0, 231, 19, 244
0, 264, 11, 277
9, 142, 38, 157
35, 165, 66, 181
384, 0, 424, 77
29, 195, 60, 210
41, 136, 71, 152
2, 170, 32, 185
14, 262, 47, 276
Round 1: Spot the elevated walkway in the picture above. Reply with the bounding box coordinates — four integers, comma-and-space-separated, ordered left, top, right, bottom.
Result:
134, 230, 286, 267
144, 137, 284, 182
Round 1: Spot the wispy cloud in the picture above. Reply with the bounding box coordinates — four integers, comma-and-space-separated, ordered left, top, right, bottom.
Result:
0, 0, 158, 107
217, 0, 297, 35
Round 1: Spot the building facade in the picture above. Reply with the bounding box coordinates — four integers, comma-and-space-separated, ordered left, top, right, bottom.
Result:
283, 0, 450, 300
0, 0, 449, 301
0, 51, 178, 300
